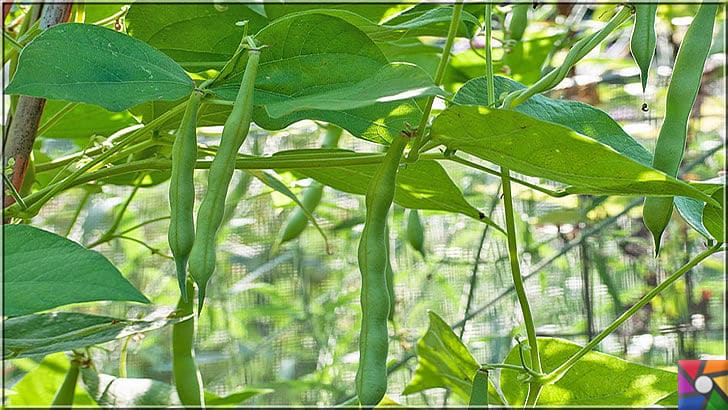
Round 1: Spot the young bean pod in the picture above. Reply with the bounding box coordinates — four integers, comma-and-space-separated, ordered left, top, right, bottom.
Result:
508, 3, 529, 41
168, 91, 203, 298
356, 136, 408, 406
643, 4, 717, 255
630, 4, 657, 93
51, 357, 80, 406
188, 46, 261, 312
172, 279, 204, 407
406, 209, 426, 259
275, 126, 343, 247
468, 369, 489, 407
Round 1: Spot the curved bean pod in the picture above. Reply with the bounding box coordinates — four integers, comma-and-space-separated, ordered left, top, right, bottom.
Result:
509, 3, 529, 41
630, 4, 658, 93
643, 4, 717, 255
468, 369, 489, 407
51, 357, 80, 406
188, 47, 261, 312
168, 91, 203, 298
406, 209, 426, 259
356, 136, 408, 406
275, 126, 343, 246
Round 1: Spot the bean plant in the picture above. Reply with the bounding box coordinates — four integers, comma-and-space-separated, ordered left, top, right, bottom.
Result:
2, 2, 725, 408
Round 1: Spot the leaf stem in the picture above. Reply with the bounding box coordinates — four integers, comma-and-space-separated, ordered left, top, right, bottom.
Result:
36, 102, 79, 136
541, 243, 723, 385
407, 1, 463, 161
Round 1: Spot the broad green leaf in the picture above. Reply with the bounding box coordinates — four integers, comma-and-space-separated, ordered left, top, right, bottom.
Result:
430, 106, 713, 202
5, 23, 194, 112
402, 311, 502, 405
8, 353, 97, 406
3, 312, 184, 359
269, 149, 498, 228
675, 196, 711, 239
500, 338, 677, 406
3, 224, 149, 316
125, 4, 268, 70
261, 63, 447, 118
204, 388, 274, 406
264, 3, 406, 23
38, 100, 138, 140
80, 370, 179, 406
263, 7, 479, 43
453, 76, 653, 166
213, 13, 426, 144
702, 187, 724, 242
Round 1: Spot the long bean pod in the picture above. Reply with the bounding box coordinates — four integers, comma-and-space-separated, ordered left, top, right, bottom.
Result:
188, 45, 261, 311
172, 279, 204, 407
168, 91, 203, 298
384, 223, 395, 322
643, 4, 717, 255
356, 136, 408, 406
468, 369, 489, 407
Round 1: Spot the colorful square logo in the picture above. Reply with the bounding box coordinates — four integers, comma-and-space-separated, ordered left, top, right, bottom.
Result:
678, 360, 728, 410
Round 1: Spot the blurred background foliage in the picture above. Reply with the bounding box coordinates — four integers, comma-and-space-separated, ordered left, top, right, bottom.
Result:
3, 2, 725, 406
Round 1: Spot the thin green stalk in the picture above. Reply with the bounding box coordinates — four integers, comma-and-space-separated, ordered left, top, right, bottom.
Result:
36, 102, 79, 136
3, 31, 24, 51
7, 102, 186, 217
407, 0, 463, 161
503, 5, 632, 109
3, 172, 27, 209
484, 3, 495, 107
119, 335, 131, 378
90, 5, 128, 26
447, 154, 567, 197
74, 1, 85, 23
502, 167, 543, 374
542, 243, 723, 385
63, 189, 92, 237
86, 178, 142, 247
116, 216, 170, 237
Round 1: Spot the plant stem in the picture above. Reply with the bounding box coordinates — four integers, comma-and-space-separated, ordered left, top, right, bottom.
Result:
542, 243, 723, 385
119, 335, 130, 378
501, 169, 542, 375
484, 3, 495, 107
407, 0, 463, 161
86, 179, 142, 247
3, 173, 27, 210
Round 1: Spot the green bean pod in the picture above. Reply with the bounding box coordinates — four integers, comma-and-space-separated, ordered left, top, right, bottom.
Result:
406, 209, 426, 259
188, 47, 261, 312
51, 358, 80, 406
275, 126, 343, 246
643, 4, 717, 255
468, 369, 489, 407
630, 4, 658, 93
509, 3, 529, 41
356, 136, 407, 406
172, 279, 204, 407
278, 183, 324, 244
384, 223, 395, 322
168, 91, 203, 299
